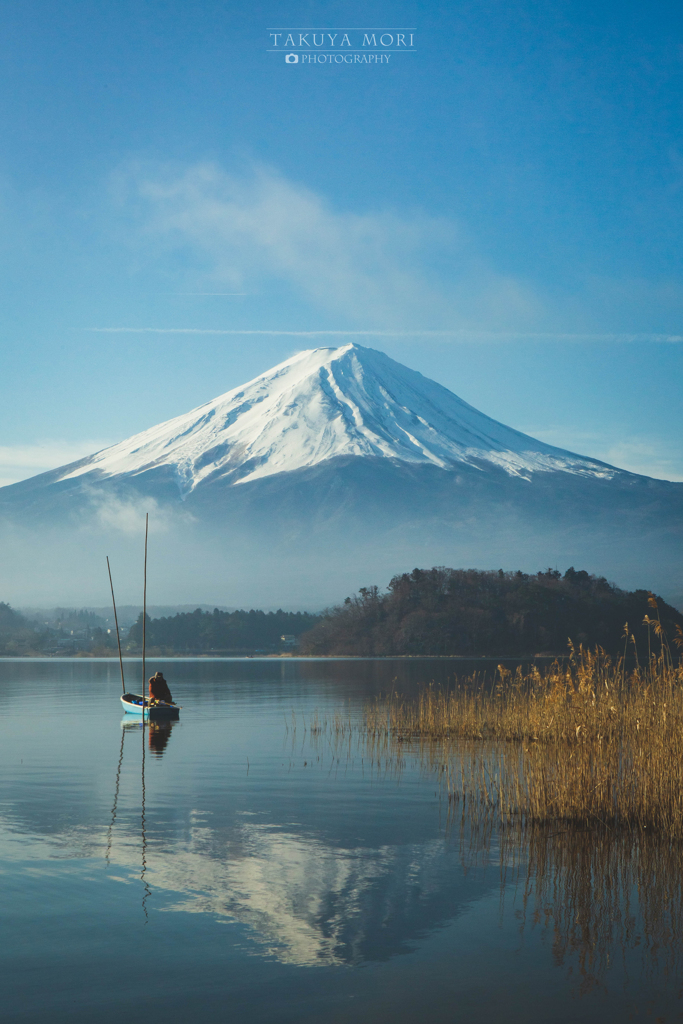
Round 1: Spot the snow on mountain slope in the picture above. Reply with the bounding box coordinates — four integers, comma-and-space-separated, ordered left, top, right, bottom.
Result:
58, 344, 618, 495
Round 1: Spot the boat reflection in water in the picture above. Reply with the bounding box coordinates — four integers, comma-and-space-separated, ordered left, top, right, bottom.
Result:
148, 719, 176, 756
117, 716, 177, 755
106, 716, 178, 919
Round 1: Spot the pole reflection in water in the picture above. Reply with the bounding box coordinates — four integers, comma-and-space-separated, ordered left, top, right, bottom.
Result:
141, 712, 151, 923
105, 726, 126, 867
105, 717, 177, 921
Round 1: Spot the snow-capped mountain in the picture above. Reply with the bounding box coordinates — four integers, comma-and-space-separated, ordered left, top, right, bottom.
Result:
55, 344, 615, 494
0, 345, 681, 608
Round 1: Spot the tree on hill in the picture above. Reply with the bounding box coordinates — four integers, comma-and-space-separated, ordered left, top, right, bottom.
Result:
298, 567, 683, 658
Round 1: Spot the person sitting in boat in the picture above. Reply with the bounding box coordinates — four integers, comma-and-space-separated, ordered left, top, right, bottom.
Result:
149, 671, 173, 705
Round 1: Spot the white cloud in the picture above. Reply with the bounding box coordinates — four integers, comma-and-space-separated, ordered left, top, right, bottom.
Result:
81, 488, 186, 534
115, 161, 540, 331
0, 440, 111, 488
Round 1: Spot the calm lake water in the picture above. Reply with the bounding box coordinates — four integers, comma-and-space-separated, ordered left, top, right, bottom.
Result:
1, 658, 681, 1023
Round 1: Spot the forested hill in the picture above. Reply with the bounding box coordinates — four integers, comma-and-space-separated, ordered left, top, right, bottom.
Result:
127, 607, 322, 654
298, 568, 683, 658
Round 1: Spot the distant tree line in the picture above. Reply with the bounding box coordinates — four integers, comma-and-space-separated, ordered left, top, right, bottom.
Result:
0, 601, 321, 656
0, 602, 116, 656
0, 601, 320, 656
126, 607, 322, 654
298, 567, 683, 658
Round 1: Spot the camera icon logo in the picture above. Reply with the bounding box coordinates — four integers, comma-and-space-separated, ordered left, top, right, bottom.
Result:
285, 53, 299, 63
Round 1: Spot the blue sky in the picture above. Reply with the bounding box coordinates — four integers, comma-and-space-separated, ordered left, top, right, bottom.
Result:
1, 0, 682, 485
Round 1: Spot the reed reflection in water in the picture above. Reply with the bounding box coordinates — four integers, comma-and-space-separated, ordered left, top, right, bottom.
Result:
514, 829, 683, 997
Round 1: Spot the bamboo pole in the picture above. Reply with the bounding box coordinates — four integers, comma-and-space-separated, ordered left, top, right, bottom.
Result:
106, 556, 126, 694
141, 513, 149, 922
142, 512, 148, 715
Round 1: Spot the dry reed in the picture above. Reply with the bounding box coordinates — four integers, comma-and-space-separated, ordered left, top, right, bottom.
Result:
363, 606, 683, 836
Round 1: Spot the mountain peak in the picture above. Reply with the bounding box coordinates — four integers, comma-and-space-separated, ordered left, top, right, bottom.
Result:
56, 343, 617, 495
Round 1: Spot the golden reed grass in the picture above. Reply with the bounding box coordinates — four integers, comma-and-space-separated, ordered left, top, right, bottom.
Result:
363, 605, 683, 836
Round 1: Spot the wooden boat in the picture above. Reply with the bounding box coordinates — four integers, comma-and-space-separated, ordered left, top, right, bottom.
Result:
121, 692, 180, 719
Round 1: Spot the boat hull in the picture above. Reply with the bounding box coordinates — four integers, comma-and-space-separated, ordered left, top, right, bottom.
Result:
121, 693, 180, 719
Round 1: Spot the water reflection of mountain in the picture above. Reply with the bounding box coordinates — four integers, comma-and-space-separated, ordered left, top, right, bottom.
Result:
132, 821, 478, 966
5, 797, 683, 990
0, 803, 488, 966
0, 699, 489, 966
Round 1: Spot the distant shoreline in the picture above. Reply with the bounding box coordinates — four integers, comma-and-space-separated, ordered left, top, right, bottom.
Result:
0, 652, 569, 661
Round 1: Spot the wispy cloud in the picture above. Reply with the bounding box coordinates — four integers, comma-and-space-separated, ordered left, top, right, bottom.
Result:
87, 327, 683, 342
113, 161, 539, 330
524, 428, 683, 482
82, 488, 181, 534
0, 440, 111, 488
